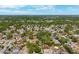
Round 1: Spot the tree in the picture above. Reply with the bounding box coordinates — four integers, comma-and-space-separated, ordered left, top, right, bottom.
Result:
26, 42, 42, 54
37, 31, 54, 46
7, 32, 13, 39
56, 34, 69, 44
63, 44, 75, 54
74, 29, 79, 34
64, 24, 73, 34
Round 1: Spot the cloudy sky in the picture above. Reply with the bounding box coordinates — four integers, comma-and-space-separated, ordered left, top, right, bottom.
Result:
0, 5, 79, 15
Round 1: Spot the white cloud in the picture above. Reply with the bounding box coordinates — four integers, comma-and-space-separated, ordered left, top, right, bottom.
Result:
0, 5, 25, 9
0, 5, 79, 15
0, 5, 16, 8
0, 0, 78, 5
30, 5, 55, 10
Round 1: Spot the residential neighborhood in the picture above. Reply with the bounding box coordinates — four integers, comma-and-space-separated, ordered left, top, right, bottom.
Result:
0, 16, 79, 54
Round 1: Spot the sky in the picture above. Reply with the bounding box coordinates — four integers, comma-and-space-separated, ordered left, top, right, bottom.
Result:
0, 5, 79, 15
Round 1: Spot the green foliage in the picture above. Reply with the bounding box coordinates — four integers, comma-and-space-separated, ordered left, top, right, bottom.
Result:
29, 35, 34, 39
71, 36, 78, 42
37, 31, 51, 42
37, 31, 54, 46
1, 16, 79, 54
74, 30, 79, 34
15, 23, 22, 29
21, 30, 33, 37
64, 24, 73, 33
44, 40, 54, 46
36, 41, 40, 46
56, 34, 69, 44
63, 44, 75, 54
0, 44, 4, 48
21, 32, 27, 37
59, 38, 69, 44
7, 32, 13, 39
52, 19, 64, 25
56, 34, 62, 40
72, 38, 78, 42
0, 25, 7, 32
26, 42, 42, 54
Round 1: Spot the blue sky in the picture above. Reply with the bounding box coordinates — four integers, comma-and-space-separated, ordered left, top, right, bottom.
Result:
0, 5, 79, 15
